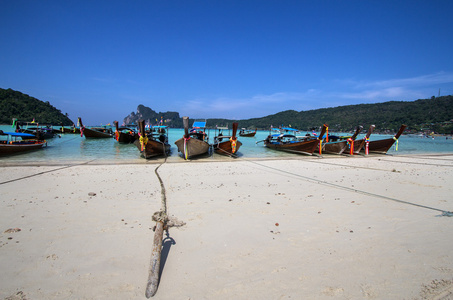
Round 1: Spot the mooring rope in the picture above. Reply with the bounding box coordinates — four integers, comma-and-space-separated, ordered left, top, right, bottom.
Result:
395, 153, 453, 162
377, 157, 453, 168
246, 159, 453, 217
49, 135, 80, 146
214, 145, 238, 158
212, 143, 453, 217
0, 159, 99, 185
145, 141, 180, 298
152, 142, 168, 221
302, 157, 414, 172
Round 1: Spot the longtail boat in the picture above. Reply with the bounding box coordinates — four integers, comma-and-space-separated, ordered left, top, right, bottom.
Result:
174, 117, 211, 159
134, 120, 170, 159
78, 117, 113, 138
213, 122, 242, 157
60, 123, 80, 134
317, 125, 363, 155
362, 124, 407, 154
0, 131, 47, 155
14, 121, 56, 140
239, 128, 257, 137
261, 125, 327, 155
114, 121, 138, 144
350, 125, 375, 154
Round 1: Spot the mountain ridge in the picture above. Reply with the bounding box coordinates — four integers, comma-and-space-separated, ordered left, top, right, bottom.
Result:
124, 95, 453, 134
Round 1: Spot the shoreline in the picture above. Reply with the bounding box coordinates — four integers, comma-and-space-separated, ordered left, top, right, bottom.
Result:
1, 151, 453, 167
1, 155, 453, 299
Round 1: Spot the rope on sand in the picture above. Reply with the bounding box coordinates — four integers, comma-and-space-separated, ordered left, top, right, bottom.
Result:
145, 142, 168, 298
145, 142, 185, 298
0, 159, 99, 185
246, 159, 453, 217
197, 145, 452, 217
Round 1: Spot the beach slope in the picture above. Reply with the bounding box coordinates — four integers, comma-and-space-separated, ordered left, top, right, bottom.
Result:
1, 155, 452, 299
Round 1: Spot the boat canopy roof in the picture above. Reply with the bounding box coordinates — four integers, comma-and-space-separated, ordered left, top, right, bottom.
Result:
192, 121, 206, 128
0, 131, 35, 137
272, 134, 296, 138
216, 126, 228, 130
152, 125, 168, 129
281, 127, 299, 132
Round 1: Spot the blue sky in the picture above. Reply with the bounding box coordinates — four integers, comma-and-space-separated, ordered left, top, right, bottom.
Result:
1, 1, 453, 125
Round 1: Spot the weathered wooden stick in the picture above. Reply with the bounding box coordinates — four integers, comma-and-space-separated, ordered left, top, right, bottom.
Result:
145, 220, 165, 298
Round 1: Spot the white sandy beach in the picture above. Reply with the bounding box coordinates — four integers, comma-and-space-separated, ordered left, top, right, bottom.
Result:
1, 154, 453, 299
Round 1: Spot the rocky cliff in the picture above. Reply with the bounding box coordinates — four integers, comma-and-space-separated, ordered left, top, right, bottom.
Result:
123, 104, 183, 127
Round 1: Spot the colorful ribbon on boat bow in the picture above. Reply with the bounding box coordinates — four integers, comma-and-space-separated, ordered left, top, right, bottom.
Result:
139, 133, 148, 151
115, 130, 119, 141
183, 137, 190, 160
365, 137, 369, 155
347, 138, 354, 155
230, 137, 237, 154
393, 136, 399, 151
325, 126, 329, 142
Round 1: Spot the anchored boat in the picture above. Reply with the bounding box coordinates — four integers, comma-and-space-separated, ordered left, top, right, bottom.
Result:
114, 121, 139, 144
174, 117, 211, 159
213, 122, 242, 157
261, 125, 327, 156
78, 117, 113, 138
134, 120, 171, 159
363, 124, 407, 154
0, 131, 47, 155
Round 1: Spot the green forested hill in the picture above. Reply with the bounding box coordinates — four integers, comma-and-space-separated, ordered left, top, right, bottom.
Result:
3, 87, 452, 133
127, 95, 453, 133
216, 96, 453, 134
0, 88, 74, 125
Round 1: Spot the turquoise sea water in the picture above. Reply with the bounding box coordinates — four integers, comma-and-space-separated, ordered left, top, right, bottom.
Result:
1, 125, 452, 165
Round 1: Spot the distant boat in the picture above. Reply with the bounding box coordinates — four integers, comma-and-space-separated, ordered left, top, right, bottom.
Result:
174, 117, 211, 159
78, 117, 113, 138
14, 121, 56, 140
134, 120, 171, 159
239, 128, 257, 137
60, 123, 80, 134
213, 122, 242, 157
0, 131, 47, 155
363, 124, 407, 154
260, 125, 327, 155
114, 121, 138, 144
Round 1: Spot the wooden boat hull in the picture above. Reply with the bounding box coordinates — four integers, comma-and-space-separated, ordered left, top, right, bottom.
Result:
349, 138, 366, 154
366, 138, 398, 154
265, 138, 319, 155
117, 132, 138, 144
317, 140, 348, 154
61, 127, 80, 134
0, 141, 46, 155
213, 139, 242, 156
239, 131, 256, 137
361, 125, 406, 154
240, 133, 256, 137
134, 139, 170, 159
175, 137, 210, 159
82, 127, 113, 138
